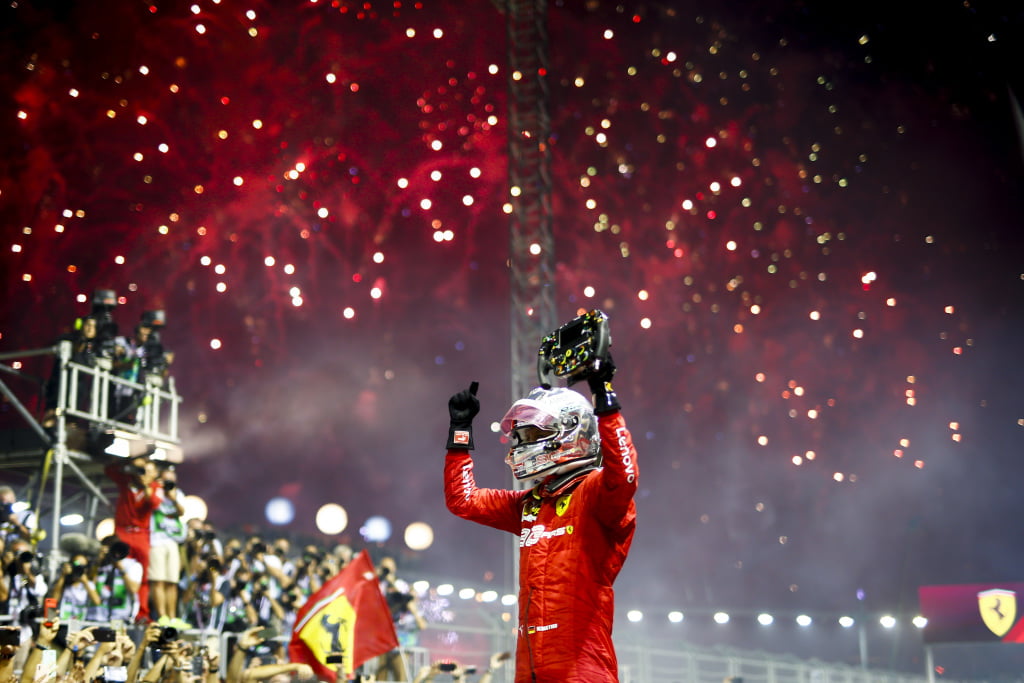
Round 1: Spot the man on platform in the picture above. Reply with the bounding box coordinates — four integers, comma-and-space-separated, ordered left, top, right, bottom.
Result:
105, 455, 164, 622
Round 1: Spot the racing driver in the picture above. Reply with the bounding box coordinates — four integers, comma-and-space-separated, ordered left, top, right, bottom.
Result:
443, 359, 638, 682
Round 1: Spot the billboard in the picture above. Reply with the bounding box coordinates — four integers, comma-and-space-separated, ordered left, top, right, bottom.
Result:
918, 583, 1024, 644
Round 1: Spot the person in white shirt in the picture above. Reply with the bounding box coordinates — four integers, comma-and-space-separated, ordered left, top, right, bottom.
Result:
87, 537, 143, 623
150, 466, 188, 621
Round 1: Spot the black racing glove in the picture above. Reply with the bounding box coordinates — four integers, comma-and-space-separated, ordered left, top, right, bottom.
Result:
586, 355, 621, 415
447, 381, 480, 450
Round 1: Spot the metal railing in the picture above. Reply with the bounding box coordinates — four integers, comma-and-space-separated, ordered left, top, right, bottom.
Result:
0, 340, 183, 558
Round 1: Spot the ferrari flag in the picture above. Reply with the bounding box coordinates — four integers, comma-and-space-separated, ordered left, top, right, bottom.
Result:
288, 550, 399, 680
919, 583, 1024, 643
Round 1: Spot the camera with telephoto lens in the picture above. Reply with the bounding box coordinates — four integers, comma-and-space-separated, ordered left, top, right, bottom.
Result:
139, 310, 169, 374
15, 551, 44, 575
537, 309, 611, 386
150, 626, 178, 650
121, 462, 147, 478
100, 541, 130, 567
90, 289, 119, 357
68, 562, 89, 581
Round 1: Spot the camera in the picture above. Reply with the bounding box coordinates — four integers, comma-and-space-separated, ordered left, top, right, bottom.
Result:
150, 626, 178, 649
537, 309, 611, 385
18, 604, 42, 627
101, 541, 130, 566
94, 626, 116, 643
68, 563, 89, 581
325, 653, 344, 665
0, 502, 13, 518
90, 289, 120, 356
14, 551, 43, 576
122, 463, 147, 478
0, 628, 21, 646
438, 662, 458, 673
385, 590, 414, 616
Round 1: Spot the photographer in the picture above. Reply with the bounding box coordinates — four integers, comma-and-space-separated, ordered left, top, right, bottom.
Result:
150, 465, 187, 622
374, 556, 425, 683
137, 624, 189, 683
179, 554, 226, 632
288, 547, 322, 599
111, 310, 174, 423
105, 456, 164, 623
3, 539, 47, 634
220, 566, 258, 635
42, 311, 112, 424
49, 552, 101, 620
87, 536, 143, 623
64, 624, 136, 683
247, 572, 284, 630
0, 487, 37, 548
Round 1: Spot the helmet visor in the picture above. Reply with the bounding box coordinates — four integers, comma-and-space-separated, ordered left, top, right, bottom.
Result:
510, 424, 557, 447
500, 398, 561, 437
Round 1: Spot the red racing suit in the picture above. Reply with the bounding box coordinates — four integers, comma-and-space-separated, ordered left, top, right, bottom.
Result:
105, 463, 163, 622
444, 410, 638, 682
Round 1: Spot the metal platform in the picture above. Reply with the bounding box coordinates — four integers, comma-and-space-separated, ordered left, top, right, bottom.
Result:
0, 340, 183, 555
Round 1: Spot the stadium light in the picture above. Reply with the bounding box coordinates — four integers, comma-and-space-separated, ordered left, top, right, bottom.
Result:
404, 521, 434, 551
94, 517, 116, 540
315, 503, 348, 535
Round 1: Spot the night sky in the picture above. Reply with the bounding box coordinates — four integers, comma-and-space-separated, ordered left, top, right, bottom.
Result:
2, 0, 1023, 676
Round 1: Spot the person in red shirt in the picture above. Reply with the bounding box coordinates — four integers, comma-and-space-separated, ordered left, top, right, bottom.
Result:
105, 455, 164, 622
443, 358, 638, 683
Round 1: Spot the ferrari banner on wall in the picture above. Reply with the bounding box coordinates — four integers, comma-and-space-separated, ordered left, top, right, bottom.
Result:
918, 583, 1024, 643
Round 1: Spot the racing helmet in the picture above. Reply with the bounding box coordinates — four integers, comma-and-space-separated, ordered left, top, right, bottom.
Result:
500, 386, 600, 481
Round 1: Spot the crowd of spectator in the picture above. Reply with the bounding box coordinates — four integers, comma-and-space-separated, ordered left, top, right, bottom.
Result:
1, 294, 510, 682
1, 475, 508, 683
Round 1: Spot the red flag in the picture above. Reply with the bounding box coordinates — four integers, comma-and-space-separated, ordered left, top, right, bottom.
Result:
288, 550, 398, 681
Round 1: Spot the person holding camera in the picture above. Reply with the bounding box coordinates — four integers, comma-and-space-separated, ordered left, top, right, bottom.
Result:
2, 539, 47, 634
180, 553, 227, 632
443, 325, 638, 682
0, 487, 37, 548
50, 552, 101, 620
88, 536, 144, 624
105, 456, 164, 623
150, 465, 187, 622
